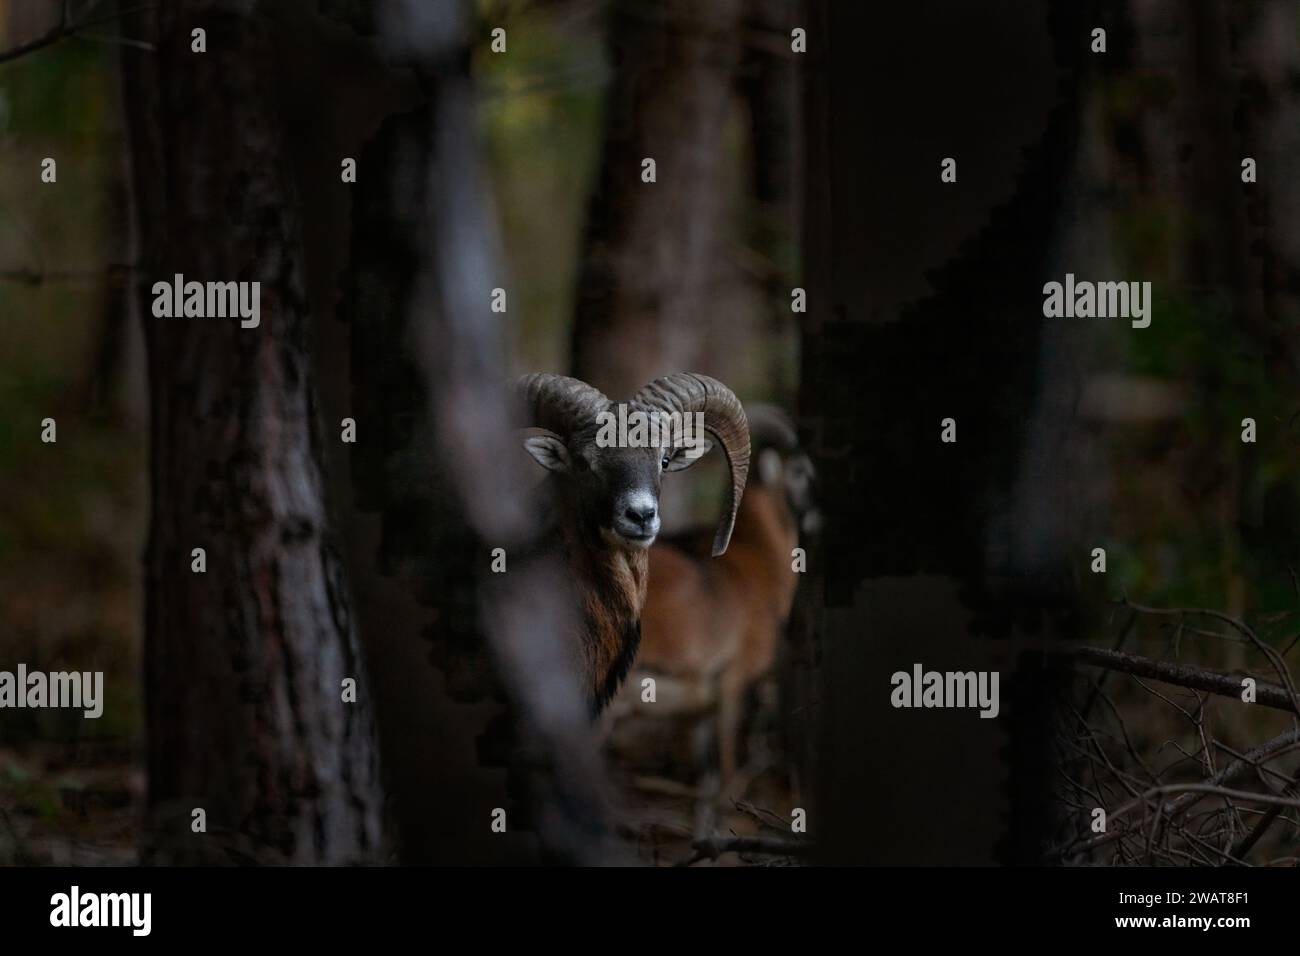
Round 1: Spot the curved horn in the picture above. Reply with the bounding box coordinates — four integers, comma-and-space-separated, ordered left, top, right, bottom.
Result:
634, 373, 750, 556
517, 373, 609, 437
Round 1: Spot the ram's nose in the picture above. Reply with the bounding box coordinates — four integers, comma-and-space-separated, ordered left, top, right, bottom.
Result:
615, 492, 660, 544
624, 501, 657, 529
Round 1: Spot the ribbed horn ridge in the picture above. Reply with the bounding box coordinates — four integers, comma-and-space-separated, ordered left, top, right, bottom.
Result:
517, 373, 610, 437
634, 373, 750, 556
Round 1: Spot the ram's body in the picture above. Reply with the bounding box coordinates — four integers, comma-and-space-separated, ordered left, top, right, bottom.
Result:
641, 484, 797, 691
628, 406, 812, 787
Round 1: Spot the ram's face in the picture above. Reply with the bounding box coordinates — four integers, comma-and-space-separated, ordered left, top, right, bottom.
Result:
782, 452, 821, 534
754, 446, 821, 537
523, 425, 710, 551
580, 442, 666, 549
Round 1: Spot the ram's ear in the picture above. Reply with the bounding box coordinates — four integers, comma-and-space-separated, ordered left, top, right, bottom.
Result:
524, 435, 572, 472
664, 437, 713, 472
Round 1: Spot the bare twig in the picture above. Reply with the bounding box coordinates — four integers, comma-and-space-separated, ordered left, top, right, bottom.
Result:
1081, 607, 1137, 721
0, 9, 76, 65
1054, 727, 1300, 859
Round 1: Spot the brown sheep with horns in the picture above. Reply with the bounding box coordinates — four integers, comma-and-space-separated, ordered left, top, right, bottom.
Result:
518, 372, 750, 714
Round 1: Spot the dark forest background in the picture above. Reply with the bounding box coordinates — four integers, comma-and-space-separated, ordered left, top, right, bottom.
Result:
2, 0, 1300, 866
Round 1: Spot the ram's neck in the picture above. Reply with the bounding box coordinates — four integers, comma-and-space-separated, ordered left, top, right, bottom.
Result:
549, 496, 649, 713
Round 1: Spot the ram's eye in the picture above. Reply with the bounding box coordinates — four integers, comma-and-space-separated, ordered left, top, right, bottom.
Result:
661, 450, 673, 468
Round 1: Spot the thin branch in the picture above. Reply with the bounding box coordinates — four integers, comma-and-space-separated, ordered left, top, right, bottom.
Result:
0, 13, 76, 66
1129, 783, 1300, 811
73, 31, 155, 52
1230, 800, 1289, 861
1081, 606, 1136, 721
0, 2, 156, 66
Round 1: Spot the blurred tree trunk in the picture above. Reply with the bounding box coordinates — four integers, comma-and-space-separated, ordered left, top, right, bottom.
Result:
337, 3, 526, 862
740, 0, 802, 401
569, 0, 744, 398
339, 0, 623, 864
738, 0, 808, 789
86, 99, 143, 425
270, 0, 501, 865
120, 1, 382, 864
800, 0, 1092, 864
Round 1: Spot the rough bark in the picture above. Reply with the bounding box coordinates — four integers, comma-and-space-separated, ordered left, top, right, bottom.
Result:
120, 1, 382, 864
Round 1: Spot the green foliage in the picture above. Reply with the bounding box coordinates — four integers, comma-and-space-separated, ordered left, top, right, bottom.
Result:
0, 31, 142, 751
1103, 233, 1300, 627
0, 40, 108, 137
474, 1, 606, 373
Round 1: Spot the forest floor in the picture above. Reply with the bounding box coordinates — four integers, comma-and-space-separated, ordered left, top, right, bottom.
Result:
1, 717, 800, 867
607, 675, 805, 866
0, 741, 141, 865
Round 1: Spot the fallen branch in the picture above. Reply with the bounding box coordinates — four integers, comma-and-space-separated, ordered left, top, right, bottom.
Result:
1117, 599, 1300, 718
684, 834, 813, 865
1075, 645, 1296, 713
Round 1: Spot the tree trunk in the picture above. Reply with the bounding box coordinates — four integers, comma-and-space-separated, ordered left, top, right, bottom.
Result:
801, 0, 1090, 864
120, 1, 382, 864
569, 0, 745, 398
